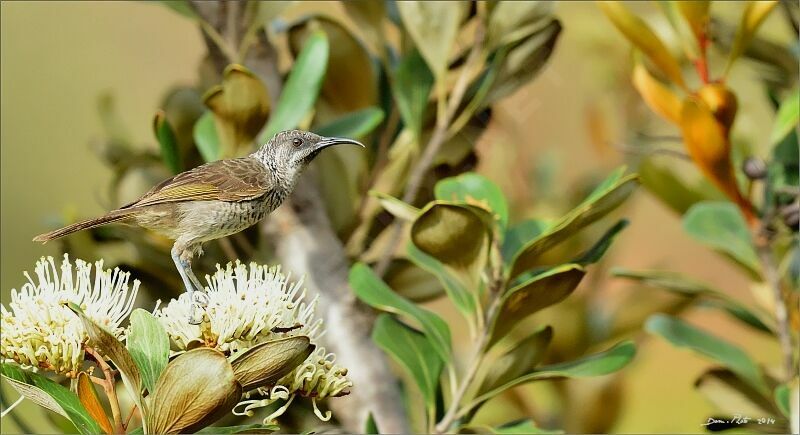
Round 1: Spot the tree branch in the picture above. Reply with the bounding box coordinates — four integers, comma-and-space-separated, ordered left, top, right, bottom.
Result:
262, 177, 411, 433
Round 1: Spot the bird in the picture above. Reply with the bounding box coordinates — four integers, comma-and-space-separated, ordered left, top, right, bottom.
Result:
34, 130, 364, 324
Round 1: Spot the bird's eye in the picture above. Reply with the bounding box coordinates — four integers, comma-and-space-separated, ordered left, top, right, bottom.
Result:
292, 138, 303, 147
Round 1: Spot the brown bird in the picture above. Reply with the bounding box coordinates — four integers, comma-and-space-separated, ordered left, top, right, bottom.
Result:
34, 130, 363, 323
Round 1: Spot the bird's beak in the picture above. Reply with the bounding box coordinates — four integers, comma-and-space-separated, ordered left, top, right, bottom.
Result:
314, 137, 365, 152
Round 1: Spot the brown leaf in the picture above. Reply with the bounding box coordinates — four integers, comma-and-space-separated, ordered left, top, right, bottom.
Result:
77, 372, 114, 435
147, 347, 242, 434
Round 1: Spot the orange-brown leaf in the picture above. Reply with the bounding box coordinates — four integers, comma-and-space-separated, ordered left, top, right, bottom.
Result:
77, 372, 114, 434
679, 97, 754, 222
633, 58, 683, 124
599, 1, 686, 89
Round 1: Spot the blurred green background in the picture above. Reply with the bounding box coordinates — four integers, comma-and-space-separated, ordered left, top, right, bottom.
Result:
1, 1, 788, 432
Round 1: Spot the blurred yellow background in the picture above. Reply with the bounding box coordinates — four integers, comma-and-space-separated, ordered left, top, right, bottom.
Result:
1, 1, 787, 433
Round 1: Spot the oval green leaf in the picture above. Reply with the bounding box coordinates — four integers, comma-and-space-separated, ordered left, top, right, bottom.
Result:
349, 262, 451, 362
372, 314, 443, 426
127, 309, 170, 395
645, 314, 768, 394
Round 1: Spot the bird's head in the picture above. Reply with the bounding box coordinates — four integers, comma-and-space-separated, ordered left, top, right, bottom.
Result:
255, 129, 364, 182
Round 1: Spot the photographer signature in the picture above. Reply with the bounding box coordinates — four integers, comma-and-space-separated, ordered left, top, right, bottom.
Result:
702, 415, 776, 426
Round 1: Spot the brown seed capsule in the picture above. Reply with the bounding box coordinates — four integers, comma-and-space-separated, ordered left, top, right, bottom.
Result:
742, 157, 768, 180
780, 202, 799, 231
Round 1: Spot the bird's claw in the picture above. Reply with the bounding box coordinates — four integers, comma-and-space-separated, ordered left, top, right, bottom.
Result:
192, 291, 210, 307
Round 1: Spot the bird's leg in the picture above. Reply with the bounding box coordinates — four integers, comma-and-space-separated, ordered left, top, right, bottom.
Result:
170, 246, 203, 325
185, 264, 209, 307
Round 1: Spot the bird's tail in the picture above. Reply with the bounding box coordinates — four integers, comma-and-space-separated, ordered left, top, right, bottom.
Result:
33, 209, 135, 243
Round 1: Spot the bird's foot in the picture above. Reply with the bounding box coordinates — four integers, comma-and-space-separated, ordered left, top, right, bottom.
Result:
192, 291, 210, 308
188, 313, 203, 325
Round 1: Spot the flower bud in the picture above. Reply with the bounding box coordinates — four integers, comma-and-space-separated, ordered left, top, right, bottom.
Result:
742, 157, 768, 180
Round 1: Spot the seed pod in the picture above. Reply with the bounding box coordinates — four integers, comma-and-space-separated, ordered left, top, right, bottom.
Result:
147, 347, 242, 434
742, 157, 768, 180
230, 336, 314, 391
780, 202, 799, 231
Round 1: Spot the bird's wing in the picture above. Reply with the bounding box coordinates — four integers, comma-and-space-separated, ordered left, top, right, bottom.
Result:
122, 157, 273, 208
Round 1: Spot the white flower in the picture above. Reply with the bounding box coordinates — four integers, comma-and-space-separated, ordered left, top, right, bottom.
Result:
1, 255, 139, 377
155, 261, 351, 422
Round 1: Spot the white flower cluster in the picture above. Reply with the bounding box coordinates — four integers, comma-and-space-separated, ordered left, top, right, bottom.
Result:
155, 261, 351, 422
1, 255, 138, 377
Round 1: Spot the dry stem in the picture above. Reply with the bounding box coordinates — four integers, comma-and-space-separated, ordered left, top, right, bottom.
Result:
85, 346, 125, 433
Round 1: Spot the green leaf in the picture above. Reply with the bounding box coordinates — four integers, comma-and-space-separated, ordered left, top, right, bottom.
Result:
478, 326, 553, 395
509, 173, 638, 279
393, 49, 434, 139
372, 314, 443, 426
315, 107, 385, 139
775, 384, 791, 418
350, 263, 452, 362
193, 111, 221, 162
1, 363, 101, 435
197, 424, 280, 434
153, 110, 182, 173
396, 1, 468, 79
612, 268, 773, 334
127, 309, 170, 395
489, 265, 586, 346
575, 219, 629, 265
770, 88, 799, 145
638, 156, 723, 215
68, 303, 144, 416
466, 341, 636, 414
260, 30, 329, 143
683, 201, 760, 277
407, 242, 475, 319
645, 314, 768, 394
501, 219, 550, 263
435, 173, 509, 233
365, 412, 379, 434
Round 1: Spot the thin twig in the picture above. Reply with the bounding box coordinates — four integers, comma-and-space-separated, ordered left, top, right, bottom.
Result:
85, 346, 125, 433
374, 21, 487, 276
435, 290, 503, 433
